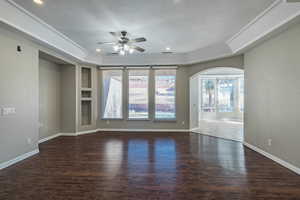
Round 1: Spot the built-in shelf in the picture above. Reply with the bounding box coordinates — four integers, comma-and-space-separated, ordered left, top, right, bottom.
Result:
80, 67, 93, 127
81, 98, 92, 101
81, 90, 92, 98
81, 67, 91, 88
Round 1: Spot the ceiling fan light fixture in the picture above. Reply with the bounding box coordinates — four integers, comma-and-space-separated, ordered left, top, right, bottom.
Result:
113, 45, 119, 51
124, 44, 130, 51
98, 31, 146, 55
33, 0, 44, 5
166, 47, 171, 51
120, 50, 125, 56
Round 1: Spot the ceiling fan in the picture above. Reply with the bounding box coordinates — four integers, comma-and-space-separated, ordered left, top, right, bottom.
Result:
98, 31, 146, 55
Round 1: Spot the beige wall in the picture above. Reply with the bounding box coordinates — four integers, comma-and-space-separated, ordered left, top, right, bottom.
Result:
187, 55, 244, 77
39, 58, 61, 140
244, 22, 300, 168
0, 26, 39, 164
0, 24, 78, 165
61, 65, 77, 133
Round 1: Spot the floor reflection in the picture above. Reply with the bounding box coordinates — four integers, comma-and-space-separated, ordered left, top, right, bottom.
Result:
127, 139, 149, 183
154, 139, 177, 190
190, 133, 247, 175
104, 140, 123, 178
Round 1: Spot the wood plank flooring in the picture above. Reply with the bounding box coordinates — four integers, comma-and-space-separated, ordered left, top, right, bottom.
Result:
0, 132, 300, 200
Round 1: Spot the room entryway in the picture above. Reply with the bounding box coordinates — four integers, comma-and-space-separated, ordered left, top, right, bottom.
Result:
190, 67, 244, 142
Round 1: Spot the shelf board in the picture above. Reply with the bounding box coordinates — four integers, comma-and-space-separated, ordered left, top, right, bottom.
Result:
81, 88, 92, 91
81, 98, 92, 101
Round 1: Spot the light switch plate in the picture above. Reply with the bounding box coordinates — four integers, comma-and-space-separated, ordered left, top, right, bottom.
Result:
2, 107, 16, 116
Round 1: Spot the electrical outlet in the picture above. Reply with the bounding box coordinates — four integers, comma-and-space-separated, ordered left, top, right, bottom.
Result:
182, 121, 185, 125
268, 139, 272, 146
106, 120, 110, 125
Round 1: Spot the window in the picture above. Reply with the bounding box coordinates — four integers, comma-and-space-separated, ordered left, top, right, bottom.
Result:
102, 70, 123, 119
217, 79, 236, 112
201, 79, 216, 112
155, 70, 176, 119
128, 70, 149, 119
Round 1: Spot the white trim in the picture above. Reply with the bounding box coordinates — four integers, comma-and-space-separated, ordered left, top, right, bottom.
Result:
152, 66, 178, 69
38, 133, 61, 144
244, 142, 300, 175
76, 129, 99, 135
227, 0, 283, 44
5, 0, 86, 52
99, 67, 125, 70
227, 0, 300, 53
0, 149, 39, 170
126, 66, 151, 70
59, 128, 190, 137
190, 128, 200, 132
60, 132, 77, 136
97, 128, 189, 132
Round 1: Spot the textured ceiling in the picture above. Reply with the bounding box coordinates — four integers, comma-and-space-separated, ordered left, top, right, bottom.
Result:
13, 0, 275, 54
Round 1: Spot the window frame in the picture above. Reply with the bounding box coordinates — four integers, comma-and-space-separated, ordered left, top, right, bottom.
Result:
154, 69, 177, 121
101, 69, 124, 120
127, 69, 150, 120
200, 77, 217, 113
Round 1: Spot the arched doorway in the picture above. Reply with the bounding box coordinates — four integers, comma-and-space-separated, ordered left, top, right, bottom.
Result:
190, 67, 244, 142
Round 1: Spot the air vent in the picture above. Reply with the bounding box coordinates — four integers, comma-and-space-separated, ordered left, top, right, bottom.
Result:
161, 51, 173, 54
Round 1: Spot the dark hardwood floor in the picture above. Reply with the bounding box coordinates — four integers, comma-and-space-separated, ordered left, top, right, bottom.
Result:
0, 132, 300, 200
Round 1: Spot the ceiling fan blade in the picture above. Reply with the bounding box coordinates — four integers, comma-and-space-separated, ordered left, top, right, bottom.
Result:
132, 45, 145, 52
110, 32, 119, 37
106, 52, 119, 56
97, 41, 115, 45
130, 37, 146, 43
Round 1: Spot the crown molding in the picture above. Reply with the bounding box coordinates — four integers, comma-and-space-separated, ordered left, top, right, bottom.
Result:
0, 0, 87, 60
1, 0, 300, 65
227, 0, 300, 53
227, 0, 283, 44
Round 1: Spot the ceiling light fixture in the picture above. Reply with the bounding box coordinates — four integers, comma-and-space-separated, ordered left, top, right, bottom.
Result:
33, 0, 44, 5
166, 47, 171, 51
96, 48, 101, 53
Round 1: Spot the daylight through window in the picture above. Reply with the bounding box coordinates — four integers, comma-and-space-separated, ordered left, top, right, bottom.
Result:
102, 70, 123, 119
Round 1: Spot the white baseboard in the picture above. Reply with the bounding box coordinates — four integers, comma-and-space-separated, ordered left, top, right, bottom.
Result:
60, 132, 77, 136
189, 128, 200, 132
97, 128, 189, 133
76, 129, 99, 136
0, 149, 39, 170
38, 128, 189, 144
244, 142, 300, 175
38, 133, 61, 144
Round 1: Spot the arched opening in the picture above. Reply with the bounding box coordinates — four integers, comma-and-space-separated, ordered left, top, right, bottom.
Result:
190, 67, 244, 142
